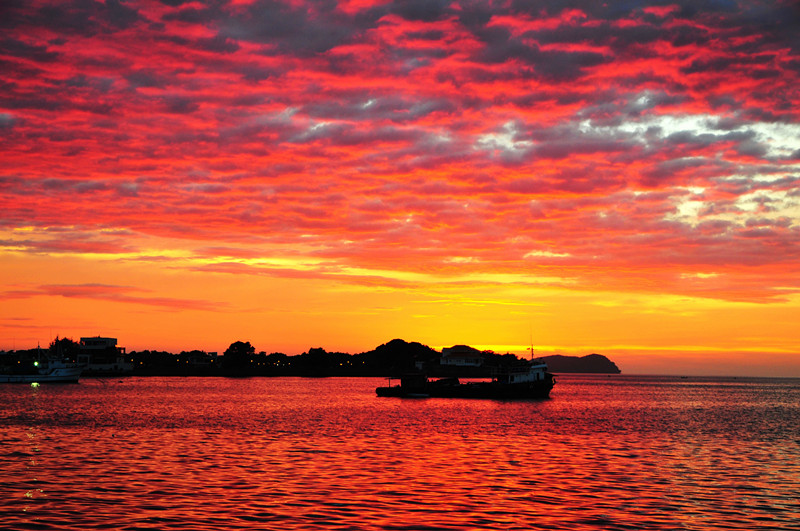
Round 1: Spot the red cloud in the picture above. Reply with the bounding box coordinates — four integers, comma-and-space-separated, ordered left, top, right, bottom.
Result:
1, 0, 798, 305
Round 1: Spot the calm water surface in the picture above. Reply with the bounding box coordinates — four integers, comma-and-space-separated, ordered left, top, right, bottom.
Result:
1, 375, 798, 530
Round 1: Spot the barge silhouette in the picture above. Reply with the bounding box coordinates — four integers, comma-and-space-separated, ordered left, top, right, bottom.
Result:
376, 359, 555, 399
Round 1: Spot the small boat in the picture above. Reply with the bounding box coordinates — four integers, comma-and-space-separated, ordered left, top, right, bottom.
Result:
0, 350, 83, 384
376, 359, 555, 399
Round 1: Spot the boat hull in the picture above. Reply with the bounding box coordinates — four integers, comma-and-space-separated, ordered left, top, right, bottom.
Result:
0, 366, 83, 384
376, 378, 554, 400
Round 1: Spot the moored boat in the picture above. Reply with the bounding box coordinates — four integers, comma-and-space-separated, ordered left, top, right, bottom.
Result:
376, 359, 555, 399
0, 351, 83, 383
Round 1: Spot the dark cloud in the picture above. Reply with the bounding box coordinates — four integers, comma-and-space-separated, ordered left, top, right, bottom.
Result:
125, 69, 169, 89
0, 37, 60, 62
0, 0, 27, 30
641, 157, 717, 185
222, 0, 364, 56
63, 74, 115, 91
534, 48, 608, 80
683, 0, 741, 16
741, 107, 788, 123
303, 96, 457, 123
104, 0, 141, 29
162, 5, 223, 24
238, 65, 284, 82
405, 30, 446, 41
534, 137, 635, 160
164, 96, 200, 114
0, 94, 63, 111
0, 113, 16, 129
196, 34, 240, 54
707, 115, 750, 131
470, 25, 607, 80
682, 55, 750, 75
734, 2, 800, 53
390, 0, 451, 22
30, 0, 142, 37
668, 24, 712, 48
735, 140, 768, 158
12, 178, 140, 199
532, 22, 663, 52
504, 0, 659, 21
158, 0, 196, 7
665, 129, 757, 149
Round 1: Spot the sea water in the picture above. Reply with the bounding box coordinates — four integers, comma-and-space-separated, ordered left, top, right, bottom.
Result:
1, 375, 798, 530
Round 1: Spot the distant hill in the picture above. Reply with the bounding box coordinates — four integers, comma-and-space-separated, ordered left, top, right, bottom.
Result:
540, 354, 621, 374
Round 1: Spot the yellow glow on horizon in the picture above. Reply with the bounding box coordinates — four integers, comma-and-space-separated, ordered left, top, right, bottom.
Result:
2, 231, 799, 376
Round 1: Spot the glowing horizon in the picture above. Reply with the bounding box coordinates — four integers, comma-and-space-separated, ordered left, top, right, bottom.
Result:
2, 1, 799, 376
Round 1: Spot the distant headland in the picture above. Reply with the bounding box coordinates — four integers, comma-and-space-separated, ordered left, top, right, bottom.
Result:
1, 337, 621, 377
538, 354, 621, 374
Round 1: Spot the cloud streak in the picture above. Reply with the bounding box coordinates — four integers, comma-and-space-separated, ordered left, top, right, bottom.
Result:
2, 283, 222, 312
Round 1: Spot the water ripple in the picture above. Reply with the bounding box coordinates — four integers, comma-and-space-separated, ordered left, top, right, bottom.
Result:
1, 376, 798, 530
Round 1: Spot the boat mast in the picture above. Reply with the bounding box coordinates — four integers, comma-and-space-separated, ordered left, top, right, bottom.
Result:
528, 324, 534, 361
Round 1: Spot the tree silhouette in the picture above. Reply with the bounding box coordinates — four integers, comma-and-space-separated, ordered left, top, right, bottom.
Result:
49, 336, 81, 360
222, 341, 255, 372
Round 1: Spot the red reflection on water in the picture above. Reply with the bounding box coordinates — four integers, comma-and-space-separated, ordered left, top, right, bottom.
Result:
0, 376, 798, 530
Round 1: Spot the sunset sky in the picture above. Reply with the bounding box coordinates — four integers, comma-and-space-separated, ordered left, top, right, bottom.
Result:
2, 0, 799, 376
